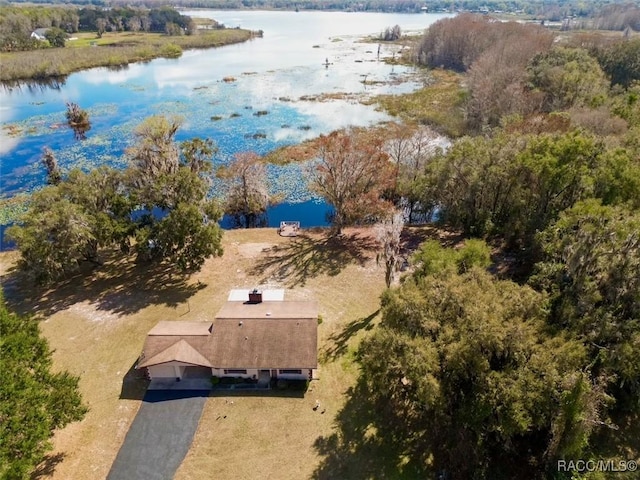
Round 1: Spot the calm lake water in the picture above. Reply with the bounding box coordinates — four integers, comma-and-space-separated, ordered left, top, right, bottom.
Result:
0, 10, 451, 234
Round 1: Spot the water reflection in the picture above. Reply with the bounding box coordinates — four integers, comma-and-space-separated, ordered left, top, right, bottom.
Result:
1, 76, 67, 93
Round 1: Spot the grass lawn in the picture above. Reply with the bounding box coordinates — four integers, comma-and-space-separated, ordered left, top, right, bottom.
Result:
0, 226, 438, 479
67, 31, 169, 48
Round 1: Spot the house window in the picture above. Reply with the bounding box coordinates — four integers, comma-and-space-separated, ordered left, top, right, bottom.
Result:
224, 369, 247, 374
279, 369, 302, 375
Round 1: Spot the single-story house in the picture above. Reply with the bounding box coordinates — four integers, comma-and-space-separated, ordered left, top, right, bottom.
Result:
30, 28, 50, 41
136, 291, 319, 384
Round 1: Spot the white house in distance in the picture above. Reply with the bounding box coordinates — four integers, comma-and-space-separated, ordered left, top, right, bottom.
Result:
136, 290, 319, 386
30, 28, 50, 41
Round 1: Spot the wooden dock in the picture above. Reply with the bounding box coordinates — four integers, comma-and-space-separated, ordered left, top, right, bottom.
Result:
278, 221, 300, 237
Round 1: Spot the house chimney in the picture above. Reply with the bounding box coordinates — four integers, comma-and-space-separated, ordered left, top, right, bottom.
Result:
249, 289, 262, 304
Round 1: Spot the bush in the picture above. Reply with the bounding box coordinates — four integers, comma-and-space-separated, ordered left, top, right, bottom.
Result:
160, 43, 182, 58
211, 376, 219, 385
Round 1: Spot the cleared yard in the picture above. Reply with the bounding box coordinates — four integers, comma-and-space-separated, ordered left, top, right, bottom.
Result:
0, 226, 438, 479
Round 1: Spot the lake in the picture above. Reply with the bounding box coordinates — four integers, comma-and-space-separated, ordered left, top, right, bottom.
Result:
0, 10, 451, 236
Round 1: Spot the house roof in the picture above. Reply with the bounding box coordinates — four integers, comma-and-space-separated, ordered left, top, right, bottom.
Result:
209, 317, 317, 368
138, 301, 319, 370
216, 301, 319, 320
32, 28, 49, 35
149, 321, 212, 336
138, 339, 212, 368
227, 289, 285, 301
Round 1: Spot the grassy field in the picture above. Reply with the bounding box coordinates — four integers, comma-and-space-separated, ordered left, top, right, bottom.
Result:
0, 226, 438, 480
0, 29, 253, 82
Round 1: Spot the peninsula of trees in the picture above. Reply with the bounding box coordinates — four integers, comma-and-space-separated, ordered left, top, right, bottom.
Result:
0, 5, 254, 81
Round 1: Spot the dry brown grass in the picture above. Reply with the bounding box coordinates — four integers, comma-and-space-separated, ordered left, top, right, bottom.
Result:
0, 226, 438, 480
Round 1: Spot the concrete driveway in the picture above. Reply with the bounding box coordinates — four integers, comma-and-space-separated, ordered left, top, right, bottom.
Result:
107, 390, 209, 480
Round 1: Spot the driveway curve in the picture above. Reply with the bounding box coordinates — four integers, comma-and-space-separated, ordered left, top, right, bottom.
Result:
107, 390, 209, 480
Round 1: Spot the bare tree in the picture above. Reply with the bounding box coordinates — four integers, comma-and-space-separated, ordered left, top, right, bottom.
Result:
221, 152, 270, 228
96, 18, 107, 38
375, 209, 404, 288
384, 124, 441, 222
308, 129, 394, 235
41, 147, 61, 185
126, 16, 142, 33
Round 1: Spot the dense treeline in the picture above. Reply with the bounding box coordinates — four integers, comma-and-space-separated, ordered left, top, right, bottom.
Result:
321, 12, 640, 479
5, 0, 639, 20
417, 14, 640, 132
0, 5, 197, 51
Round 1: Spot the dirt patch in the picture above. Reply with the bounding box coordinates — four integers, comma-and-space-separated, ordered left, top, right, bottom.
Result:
237, 243, 276, 258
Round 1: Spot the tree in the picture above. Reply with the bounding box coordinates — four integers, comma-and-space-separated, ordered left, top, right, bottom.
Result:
412, 238, 491, 279
6, 187, 97, 284
136, 200, 223, 271
9, 116, 221, 281
527, 47, 609, 112
65, 102, 91, 140
532, 200, 640, 398
375, 209, 404, 288
422, 130, 603, 248
126, 115, 181, 205
465, 24, 552, 130
380, 24, 401, 41
165, 22, 181, 36
180, 137, 216, 177
41, 147, 61, 185
126, 116, 223, 268
44, 26, 66, 48
383, 123, 441, 222
96, 18, 106, 38
308, 129, 394, 235
0, 293, 87, 479
596, 38, 640, 88
220, 152, 270, 228
126, 16, 141, 33
358, 265, 597, 478
60, 167, 133, 260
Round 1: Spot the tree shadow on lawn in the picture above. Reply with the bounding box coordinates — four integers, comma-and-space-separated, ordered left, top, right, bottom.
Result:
320, 310, 379, 363
2, 253, 206, 319
30, 453, 66, 480
312, 379, 429, 480
250, 232, 378, 287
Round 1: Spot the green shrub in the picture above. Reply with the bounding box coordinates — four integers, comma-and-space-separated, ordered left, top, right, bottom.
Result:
160, 43, 182, 58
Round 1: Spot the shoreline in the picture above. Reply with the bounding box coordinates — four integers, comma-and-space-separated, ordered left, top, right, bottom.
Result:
0, 29, 254, 83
